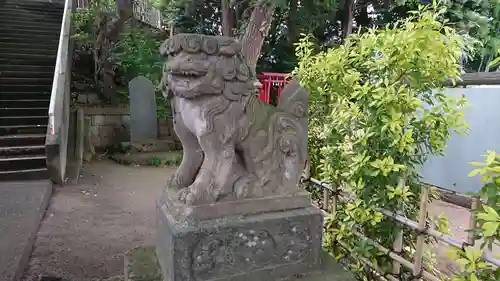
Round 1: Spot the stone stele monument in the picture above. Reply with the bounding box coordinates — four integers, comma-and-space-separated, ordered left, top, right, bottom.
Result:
156, 33, 323, 281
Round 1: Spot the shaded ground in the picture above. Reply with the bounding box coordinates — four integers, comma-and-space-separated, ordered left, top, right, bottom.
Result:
20, 160, 498, 280
21, 160, 175, 281
0, 180, 51, 281
430, 200, 499, 275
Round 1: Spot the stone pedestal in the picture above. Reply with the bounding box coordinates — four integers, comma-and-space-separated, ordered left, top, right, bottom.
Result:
156, 201, 324, 281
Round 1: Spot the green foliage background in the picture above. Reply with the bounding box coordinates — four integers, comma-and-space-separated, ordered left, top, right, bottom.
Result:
295, 4, 471, 279
71, 0, 171, 118
451, 151, 500, 281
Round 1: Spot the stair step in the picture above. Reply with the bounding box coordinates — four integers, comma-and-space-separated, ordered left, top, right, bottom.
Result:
0, 64, 55, 72
0, 116, 48, 126
0, 145, 45, 157
0, 70, 54, 78
0, 21, 62, 31
0, 41, 59, 51
0, 53, 57, 62
0, 20, 61, 28
0, 134, 45, 147
0, 28, 61, 37
0, 108, 48, 117
0, 84, 53, 92
0, 59, 57, 68
0, 47, 58, 56
0, 33, 60, 42
0, 18, 62, 28
1, 5, 64, 14
0, 125, 47, 136
0, 11, 63, 21
0, 77, 54, 85
0, 93, 51, 100
0, 56, 57, 66
3, 0, 64, 8
0, 100, 50, 107
0, 168, 48, 181
0, 20, 62, 30
0, 154, 46, 171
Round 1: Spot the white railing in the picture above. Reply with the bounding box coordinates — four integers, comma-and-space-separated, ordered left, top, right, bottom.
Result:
132, 0, 162, 29
48, 0, 72, 137
75, 0, 162, 29
46, 0, 74, 183
75, 0, 88, 10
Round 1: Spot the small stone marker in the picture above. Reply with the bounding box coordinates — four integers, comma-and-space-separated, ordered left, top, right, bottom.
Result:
128, 76, 158, 142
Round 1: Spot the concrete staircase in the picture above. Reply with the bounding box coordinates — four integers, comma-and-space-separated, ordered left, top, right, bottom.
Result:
0, 0, 64, 181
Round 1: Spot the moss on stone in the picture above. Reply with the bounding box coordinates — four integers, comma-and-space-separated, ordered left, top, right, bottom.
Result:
124, 247, 162, 281
110, 151, 183, 167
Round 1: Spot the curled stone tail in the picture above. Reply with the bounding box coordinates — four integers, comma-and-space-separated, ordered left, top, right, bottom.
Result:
277, 80, 309, 161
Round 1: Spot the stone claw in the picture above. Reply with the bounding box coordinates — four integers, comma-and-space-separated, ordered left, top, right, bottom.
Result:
177, 187, 191, 202
177, 187, 201, 205
234, 177, 251, 199
186, 192, 197, 205
169, 172, 190, 190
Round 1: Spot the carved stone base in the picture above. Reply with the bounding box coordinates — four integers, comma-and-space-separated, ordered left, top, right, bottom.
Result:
160, 186, 313, 221
156, 202, 324, 281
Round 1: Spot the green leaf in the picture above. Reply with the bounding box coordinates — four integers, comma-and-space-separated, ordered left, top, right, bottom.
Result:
468, 168, 482, 177
483, 205, 499, 219
489, 55, 500, 68
482, 221, 499, 237
486, 151, 497, 165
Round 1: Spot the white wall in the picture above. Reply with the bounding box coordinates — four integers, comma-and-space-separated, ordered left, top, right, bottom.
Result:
420, 86, 500, 193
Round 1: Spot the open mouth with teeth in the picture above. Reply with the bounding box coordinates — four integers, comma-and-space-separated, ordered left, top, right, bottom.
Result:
167, 69, 207, 93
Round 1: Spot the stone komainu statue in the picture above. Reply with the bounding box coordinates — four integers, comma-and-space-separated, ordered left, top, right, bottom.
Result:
160, 33, 308, 205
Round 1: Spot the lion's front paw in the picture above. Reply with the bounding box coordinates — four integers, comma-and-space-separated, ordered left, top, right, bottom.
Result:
176, 188, 203, 205
177, 187, 191, 203
168, 172, 189, 189
176, 186, 204, 205
177, 180, 216, 205
234, 176, 256, 199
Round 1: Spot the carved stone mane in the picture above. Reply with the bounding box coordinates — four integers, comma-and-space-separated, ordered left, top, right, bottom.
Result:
159, 33, 309, 219
159, 33, 257, 100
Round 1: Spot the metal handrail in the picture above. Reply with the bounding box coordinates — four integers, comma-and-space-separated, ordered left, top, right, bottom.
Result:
48, 0, 73, 137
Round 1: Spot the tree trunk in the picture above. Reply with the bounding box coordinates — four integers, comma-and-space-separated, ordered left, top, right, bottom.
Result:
355, 4, 370, 29
240, 2, 275, 72
287, 0, 299, 44
94, 1, 133, 100
221, 0, 234, 36
341, 0, 355, 39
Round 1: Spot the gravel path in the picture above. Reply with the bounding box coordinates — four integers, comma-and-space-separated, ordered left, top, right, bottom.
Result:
21, 160, 175, 281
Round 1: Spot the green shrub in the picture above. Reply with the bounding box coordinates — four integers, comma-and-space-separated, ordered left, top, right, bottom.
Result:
295, 4, 470, 279
450, 151, 500, 281
71, 1, 170, 118
111, 24, 171, 118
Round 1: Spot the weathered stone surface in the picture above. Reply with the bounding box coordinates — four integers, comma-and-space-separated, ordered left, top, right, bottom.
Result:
92, 115, 106, 125
125, 247, 162, 281
129, 76, 158, 142
156, 203, 324, 281
125, 246, 355, 281
111, 151, 183, 167
119, 140, 181, 153
0, 180, 52, 281
160, 185, 312, 221
156, 33, 323, 281
159, 33, 309, 208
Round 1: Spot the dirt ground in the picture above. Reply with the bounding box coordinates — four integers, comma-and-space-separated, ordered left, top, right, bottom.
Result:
21, 160, 176, 281
20, 160, 497, 280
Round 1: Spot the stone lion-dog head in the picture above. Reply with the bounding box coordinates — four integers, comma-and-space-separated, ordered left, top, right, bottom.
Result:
159, 33, 257, 101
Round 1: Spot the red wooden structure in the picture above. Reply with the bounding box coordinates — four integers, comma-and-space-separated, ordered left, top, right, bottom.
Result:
256, 72, 290, 104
